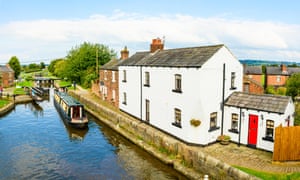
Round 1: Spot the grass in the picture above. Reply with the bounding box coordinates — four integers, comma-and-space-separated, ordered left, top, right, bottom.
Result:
234, 166, 300, 180
0, 99, 10, 108
58, 80, 72, 87
14, 87, 28, 95
16, 81, 33, 87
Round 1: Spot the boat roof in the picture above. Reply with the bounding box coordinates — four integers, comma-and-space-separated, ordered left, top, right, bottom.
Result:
56, 91, 83, 107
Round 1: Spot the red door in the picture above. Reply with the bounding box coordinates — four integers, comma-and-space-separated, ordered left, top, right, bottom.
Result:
248, 115, 258, 147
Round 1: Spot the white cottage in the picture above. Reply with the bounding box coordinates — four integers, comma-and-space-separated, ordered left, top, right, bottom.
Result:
119, 43, 243, 145
224, 92, 294, 152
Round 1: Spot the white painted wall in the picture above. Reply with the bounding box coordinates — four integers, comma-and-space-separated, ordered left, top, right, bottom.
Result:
119, 66, 142, 119
224, 99, 295, 152
135, 46, 243, 145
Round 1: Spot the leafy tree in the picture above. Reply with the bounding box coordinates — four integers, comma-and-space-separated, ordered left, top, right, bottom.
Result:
62, 42, 115, 88
276, 87, 286, 96
48, 58, 64, 74
8, 56, 21, 78
286, 73, 300, 99
265, 86, 276, 94
40, 62, 46, 69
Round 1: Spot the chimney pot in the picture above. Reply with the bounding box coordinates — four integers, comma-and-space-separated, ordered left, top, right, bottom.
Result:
120, 46, 129, 60
150, 37, 164, 53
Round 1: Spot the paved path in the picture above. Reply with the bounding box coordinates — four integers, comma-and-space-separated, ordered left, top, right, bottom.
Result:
73, 87, 300, 174
202, 140, 300, 173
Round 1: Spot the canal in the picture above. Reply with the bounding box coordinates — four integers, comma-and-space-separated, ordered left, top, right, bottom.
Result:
0, 89, 188, 179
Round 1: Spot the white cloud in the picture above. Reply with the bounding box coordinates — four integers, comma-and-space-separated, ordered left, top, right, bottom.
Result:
0, 11, 300, 64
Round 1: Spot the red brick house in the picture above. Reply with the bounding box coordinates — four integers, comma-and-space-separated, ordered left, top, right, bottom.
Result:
243, 65, 264, 94
96, 46, 129, 108
266, 64, 300, 88
0, 64, 14, 88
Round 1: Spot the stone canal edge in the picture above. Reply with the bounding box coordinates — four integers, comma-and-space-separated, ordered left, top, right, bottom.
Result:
68, 90, 258, 180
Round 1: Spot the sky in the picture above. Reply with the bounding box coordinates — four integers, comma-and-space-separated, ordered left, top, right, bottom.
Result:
0, 0, 300, 64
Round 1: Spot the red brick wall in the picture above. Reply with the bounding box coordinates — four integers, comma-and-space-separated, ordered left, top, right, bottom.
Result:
1, 72, 14, 88
97, 69, 119, 108
266, 75, 289, 87
243, 77, 264, 94
245, 74, 262, 85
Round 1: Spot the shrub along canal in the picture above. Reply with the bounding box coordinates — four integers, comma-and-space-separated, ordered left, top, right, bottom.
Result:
0, 89, 187, 179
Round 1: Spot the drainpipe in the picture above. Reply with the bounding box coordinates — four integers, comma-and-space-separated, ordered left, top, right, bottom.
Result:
221, 63, 225, 135
140, 66, 143, 121
238, 108, 242, 147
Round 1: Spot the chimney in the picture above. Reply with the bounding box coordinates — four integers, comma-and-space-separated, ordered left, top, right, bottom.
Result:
281, 64, 287, 73
120, 46, 129, 60
150, 38, 164, 53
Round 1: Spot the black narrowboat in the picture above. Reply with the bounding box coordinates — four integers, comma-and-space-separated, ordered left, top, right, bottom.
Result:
54, 89, 88, 129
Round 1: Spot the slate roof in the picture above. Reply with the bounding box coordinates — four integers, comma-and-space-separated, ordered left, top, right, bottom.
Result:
100, 58, 120, 71
244, 66, 262, 75
118, 44, 224, 67
266, 66, 300, 75
225, 91, 291, 114
0, 65, 14, 73
118, 51, 150, 66
136, 44, 224, 67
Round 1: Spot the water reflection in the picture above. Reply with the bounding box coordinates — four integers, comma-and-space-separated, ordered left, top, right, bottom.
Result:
64, 125, 88, 141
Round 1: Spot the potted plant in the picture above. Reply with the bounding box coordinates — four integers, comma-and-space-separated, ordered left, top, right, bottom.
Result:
217, 135, 231, 145
190, 118, 201, 127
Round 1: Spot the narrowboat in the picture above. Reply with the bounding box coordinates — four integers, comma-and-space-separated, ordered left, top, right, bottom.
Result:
54, 89, 88, 129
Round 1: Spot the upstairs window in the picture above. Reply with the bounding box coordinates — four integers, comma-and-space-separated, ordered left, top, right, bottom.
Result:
230, 72, 236, 90
122, 70, 127, 82
144, 72, 150, 87
104, 70, 107, 81
276, 75, 281, 83
112, 71, 116, 82
172, 108, 182, 128
172, 74, 182, 93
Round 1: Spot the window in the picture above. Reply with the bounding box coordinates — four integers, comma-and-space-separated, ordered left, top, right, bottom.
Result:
209, 112, 218, 131
276, 76, 281, 83
265, 120, 274, 139
112, 90, 116, 101
230, 72, 236, 90
145, 99, 150, 122
104, 70, 107, 80
172, 108, 182, 128
172, 74, 182, 93
112, 71, 116, 82
122, 92, 127, 105
144, 72, 150, 87
230, 113, 239, 133
122, 70, 127, 82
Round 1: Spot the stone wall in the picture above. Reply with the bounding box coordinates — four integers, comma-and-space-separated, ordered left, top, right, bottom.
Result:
69, 91, 258, 180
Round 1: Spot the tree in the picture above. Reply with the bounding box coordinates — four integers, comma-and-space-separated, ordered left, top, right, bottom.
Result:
48, 58, 64, 74
286, 73, 300, 99
8, 56, 21, 78
63, 42, 115, 87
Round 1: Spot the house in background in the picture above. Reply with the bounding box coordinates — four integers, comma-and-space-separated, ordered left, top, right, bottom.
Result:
266, 64, 300, 88
224, 92, 294, 152
118, 39, 243, 145
243, 65, 264, 94
94, 46, 129, 108
0, 64, 14, 88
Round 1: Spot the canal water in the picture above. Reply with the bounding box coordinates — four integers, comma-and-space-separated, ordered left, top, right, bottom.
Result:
0, 89, 188, 180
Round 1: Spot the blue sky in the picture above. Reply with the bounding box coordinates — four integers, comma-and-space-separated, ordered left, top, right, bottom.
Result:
0, 0, 300, 64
